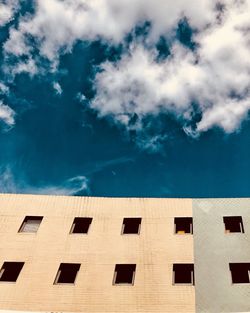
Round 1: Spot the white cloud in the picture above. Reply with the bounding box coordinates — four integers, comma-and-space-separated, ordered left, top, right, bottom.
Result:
91, 1, 250, 141
3, 0, 215, 60
53, 82, 62, 95
0, 0, 18, 27
76, 92, 86, 103
2, 0, 250, 147
0, 82, 9, 94
0, 101, 15, 126
7, 58, 38, 77
4, 28, 31, 56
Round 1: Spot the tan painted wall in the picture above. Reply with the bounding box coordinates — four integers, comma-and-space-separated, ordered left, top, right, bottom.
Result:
0, 193, 195, 313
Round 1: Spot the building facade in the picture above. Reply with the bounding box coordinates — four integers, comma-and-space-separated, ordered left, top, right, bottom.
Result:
0, 193, 249, 313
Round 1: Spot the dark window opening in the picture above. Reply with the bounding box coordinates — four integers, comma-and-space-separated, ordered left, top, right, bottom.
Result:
19, 216, 43, 233
0, 262, 24, 282
174, 217, 193, 234
122, 218, 141, 234
173, 264, 194, 285
113, 264, 136, 285
224, 216, 244, 233
54, 263, 80, 284
230, 263, 250, 284
70, 217, 92, 234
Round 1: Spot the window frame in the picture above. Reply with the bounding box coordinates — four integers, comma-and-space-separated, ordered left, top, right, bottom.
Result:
54, 263, 81, 285
229, 263, 250, 284
113, 264, 136, 285
69, 217, 93, 234
223, 216, 244, 234
0, 262, 25, 283
18, 216, 43, 233
174, 217, 193, 235
172, 264, 195, 285
121, 217, 142, 235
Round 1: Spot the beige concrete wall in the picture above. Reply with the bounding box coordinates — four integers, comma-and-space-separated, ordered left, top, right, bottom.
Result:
0, 193, 195, 313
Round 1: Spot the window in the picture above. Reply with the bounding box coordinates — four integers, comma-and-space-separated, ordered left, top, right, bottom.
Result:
70, 217, 92, 234
230, 263, 250, 284
223, 216, 244, 233
121, 218, 141, 234
174, 217, 193, 234
54, 263, 80, 284
0, 262, 24, 282
173, 264, 195, 285
19, 216, 43, 233
113, 264, 136, 285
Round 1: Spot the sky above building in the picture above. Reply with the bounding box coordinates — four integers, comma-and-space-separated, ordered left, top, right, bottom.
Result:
0, 0, 250, 197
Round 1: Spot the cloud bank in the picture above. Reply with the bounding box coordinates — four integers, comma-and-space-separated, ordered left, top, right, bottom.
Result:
3, 0, 215, 59
91, 1, 250, 136
2, 0, 250, 149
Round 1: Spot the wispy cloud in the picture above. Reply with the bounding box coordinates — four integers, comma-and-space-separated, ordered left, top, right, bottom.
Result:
31, 176, 89, 195
76, 92, 86, 103
0, 101, 15, 127
0, 166, 18, 193
53, 82, 63, 95
0, 82, 9, 95
86, 156, 134, 175
0, 166, 90, 196
0, 157, 133, 196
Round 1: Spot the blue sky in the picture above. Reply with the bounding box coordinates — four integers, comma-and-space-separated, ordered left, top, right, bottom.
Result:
0, 0, 250, 197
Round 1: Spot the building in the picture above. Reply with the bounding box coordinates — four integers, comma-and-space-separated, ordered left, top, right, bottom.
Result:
0, 193, 249, 313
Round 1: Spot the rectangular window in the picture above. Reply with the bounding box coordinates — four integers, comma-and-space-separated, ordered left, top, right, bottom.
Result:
19, 216, 43, 233
173, 264, 195, 285
121, 218, 141, 234
54, 263, 80, 284
0, 262, 24, 282
174, 217, 193, 234
70, 217, 92, 234
223, 216, 244, 233
113, 264, 136, 285
230, 263, 250, 284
